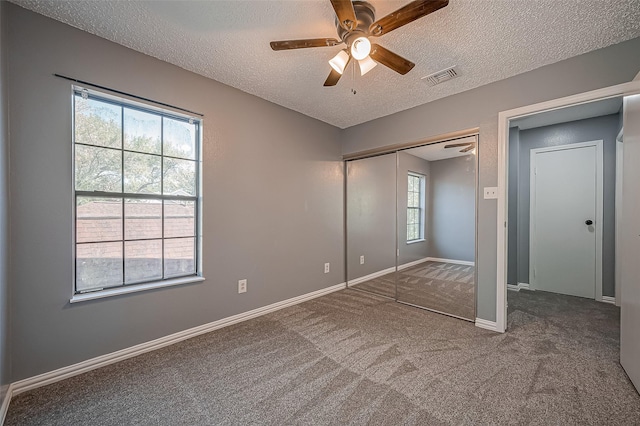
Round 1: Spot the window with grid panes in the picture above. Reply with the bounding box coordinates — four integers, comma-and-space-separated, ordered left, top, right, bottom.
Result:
74, 88, 200, 293
407, 172, 425, 242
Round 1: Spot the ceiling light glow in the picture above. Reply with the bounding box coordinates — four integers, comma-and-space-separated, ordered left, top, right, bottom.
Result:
329, 50, 350, 75
350, 37, 371, 61
358, 56, 377, 76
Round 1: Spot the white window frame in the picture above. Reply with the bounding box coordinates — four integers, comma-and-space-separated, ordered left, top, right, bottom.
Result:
407, 172, 426, 243
70, 86, 204, 303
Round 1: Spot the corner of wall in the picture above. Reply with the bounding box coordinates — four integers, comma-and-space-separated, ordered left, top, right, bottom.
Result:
0, 0, 11, 407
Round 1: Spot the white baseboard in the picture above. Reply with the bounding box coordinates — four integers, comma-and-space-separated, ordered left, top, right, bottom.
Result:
0, 383, 13, 425
353, 257, 472, 278
426, 257, 475, 267
9, 282, 347, 399
475, 318, 499, 332
602, 296, 616, 305
398, 257, 430, 271
348, 267, 396, 286
507, 282, 531, 292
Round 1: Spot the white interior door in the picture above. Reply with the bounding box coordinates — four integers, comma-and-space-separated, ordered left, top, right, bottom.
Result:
621, 94, 640, 393
530, 141, 602, 299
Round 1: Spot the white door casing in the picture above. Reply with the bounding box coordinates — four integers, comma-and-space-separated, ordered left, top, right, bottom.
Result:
615, 140, 623, 307
496, 79, 640, 333
529, 141, 603, 300
620, 93, 640, 393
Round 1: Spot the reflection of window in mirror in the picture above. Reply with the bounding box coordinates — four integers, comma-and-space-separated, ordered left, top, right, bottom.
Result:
407, 172, 426, 243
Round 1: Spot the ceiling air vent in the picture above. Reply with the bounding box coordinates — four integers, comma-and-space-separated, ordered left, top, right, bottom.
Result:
421, 66, 459, 86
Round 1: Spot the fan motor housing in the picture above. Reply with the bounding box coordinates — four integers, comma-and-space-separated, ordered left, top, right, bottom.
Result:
336, 1, 376, 44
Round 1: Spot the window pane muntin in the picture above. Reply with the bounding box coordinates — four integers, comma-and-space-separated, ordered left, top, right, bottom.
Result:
407, 207, 419, 225
74, 90, 200, 293
408, 192, 419, 208
125, 239, 163, 284
124, 108, 161, 155
75, 145, 122, 192
164, 200, 195, 238
163, 158, 196, 196
407, 173, 424, 242
125, 198, 162, 240
407, 224, 419, 241
74, 95, 122, 149
76, 242, 123, 292
124, 151, 162, 194
164, 237, 196, 278
163, 117, 197, 160
76, 197, 123, 243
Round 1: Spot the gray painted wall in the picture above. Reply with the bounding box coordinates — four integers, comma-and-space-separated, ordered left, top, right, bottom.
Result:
7, 3, 344, 381
428, 155, 476, 262
4, 1, 640, 384
397, 152, 430, 266
507, 128, 520, 285
342, 36, 640, 321
346, 154, 397, 280
0, 1, 10, 397
516, 114, 619, 297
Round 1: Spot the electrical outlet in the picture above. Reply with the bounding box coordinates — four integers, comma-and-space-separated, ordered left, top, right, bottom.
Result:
324, 263, 330, 273
360, 255, 365, 265
483, 187, 498, 199
238, 279, 247, 294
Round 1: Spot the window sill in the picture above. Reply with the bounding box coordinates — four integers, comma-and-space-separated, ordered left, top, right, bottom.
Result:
406, 239, 426, 245
70, 275, 206, 304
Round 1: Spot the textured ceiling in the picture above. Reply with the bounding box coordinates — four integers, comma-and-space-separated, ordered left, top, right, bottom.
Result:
10, 0, 640, 129
405, 136, 475, 161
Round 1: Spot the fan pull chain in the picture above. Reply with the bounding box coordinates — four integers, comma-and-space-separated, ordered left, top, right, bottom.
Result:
350, 60, 357, 95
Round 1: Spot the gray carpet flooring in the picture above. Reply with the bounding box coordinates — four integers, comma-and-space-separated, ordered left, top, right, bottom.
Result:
6, 289, 640, 425
397, 261, 475, 320
350, 271, 396, 299
352, 261, 475, 320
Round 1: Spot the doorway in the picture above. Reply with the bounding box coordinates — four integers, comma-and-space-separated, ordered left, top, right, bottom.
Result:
496, 80, 640, 334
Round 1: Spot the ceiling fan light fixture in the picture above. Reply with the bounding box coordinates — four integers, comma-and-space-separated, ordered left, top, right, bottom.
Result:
329, 49, 350, 75
350, 36, 371, 60
358, 56, 377, 76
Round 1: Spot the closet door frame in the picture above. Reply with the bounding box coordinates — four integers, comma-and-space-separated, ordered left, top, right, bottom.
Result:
343, 129, 479, 321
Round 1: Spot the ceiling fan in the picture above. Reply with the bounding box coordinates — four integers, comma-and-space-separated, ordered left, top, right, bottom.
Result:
270, 0, 449, 86
445, 141, 475, 153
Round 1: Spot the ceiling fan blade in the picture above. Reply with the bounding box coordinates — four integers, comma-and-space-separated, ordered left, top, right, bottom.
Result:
324, 56, 351, 86
330, 0, 357, 30
369, 0, 449, 37
460, 144, 476, 153
270, 38, 341, 51
369, 44, 414, 75
444, 142, 473, 149
324, 69, 343, 87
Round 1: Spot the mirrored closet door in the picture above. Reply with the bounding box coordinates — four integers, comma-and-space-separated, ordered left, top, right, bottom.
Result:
395, 137, 477, 320
346, 153, 397, 298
